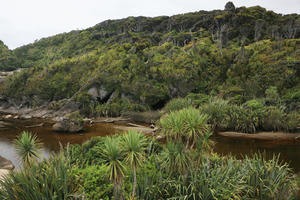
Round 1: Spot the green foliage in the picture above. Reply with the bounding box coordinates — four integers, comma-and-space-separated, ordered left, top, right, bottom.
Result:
73, 165, 113, 200
225, 104, 258, 133
261, 106, 286, 131
198, 97, 299, 133
122, 111, 162, 124
160, 142, 191, 175
0, 152, 80, 200
67, 137, 106, 167
63, 132, 298, 200
67, 111, 84, 126
0, 40, 19, 71
199, 98, 229, 131
0, 7, 298, 114
186, 93, 211, 107
163, 98, 192, 112
120, 131, 148, 198
243, 154, 298, 199
101, 136, 126, 199
285, 111, 300, 132
159, 107, 211, 149
14, 131, 42, 166
93, 99, 148, 118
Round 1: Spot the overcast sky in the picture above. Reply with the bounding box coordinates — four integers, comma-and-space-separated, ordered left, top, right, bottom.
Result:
1, 0, 299, 49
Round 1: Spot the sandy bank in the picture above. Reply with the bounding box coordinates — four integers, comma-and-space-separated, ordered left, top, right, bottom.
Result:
218, 131, 300, 141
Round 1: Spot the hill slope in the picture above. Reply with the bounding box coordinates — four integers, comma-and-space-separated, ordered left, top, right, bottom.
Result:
0, 41, 18, 71
0, 2, 299, 114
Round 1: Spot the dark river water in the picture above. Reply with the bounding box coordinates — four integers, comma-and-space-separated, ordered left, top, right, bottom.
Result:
1, 118, 300, 173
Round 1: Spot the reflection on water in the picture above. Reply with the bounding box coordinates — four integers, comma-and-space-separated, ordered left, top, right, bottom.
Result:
1, 118, 300, 173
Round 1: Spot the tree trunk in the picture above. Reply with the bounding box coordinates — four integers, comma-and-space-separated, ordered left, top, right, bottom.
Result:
114, 181, 124, 200
132, 166, 137, 198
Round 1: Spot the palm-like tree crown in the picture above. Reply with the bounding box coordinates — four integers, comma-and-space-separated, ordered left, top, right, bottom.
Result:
121, 130, 147, 168
14, 131, 42, 166
101, 137, 125, 185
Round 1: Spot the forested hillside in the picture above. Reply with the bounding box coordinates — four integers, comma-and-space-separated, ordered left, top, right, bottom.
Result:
0, 2, 299, 113
0, 40, 18, 71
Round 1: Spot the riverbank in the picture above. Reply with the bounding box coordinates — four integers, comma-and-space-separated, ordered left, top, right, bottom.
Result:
218, 131, 300, 142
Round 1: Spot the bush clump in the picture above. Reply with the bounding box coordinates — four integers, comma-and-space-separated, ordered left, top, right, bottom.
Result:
163, 98, 192, 113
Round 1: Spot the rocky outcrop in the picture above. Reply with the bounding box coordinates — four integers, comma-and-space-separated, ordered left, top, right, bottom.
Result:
52, 113, 84, 133
0, 156, 14, 170
88, 86, 110, 102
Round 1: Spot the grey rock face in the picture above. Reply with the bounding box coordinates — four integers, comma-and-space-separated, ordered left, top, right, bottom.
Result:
87, 86, 109, 101
0, 156, 14, 170
52, 118, 84, 133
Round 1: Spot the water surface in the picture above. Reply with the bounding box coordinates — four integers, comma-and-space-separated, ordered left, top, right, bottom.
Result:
1, 118, 300, 173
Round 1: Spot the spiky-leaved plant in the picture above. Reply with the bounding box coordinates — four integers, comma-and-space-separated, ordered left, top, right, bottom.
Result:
159, 107, 211, 149
101, 136, 126, 200
14, 131, 42, 166
121, 130, 147, 199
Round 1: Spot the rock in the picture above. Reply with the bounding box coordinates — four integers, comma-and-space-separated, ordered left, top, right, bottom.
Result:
20, 115, 32, 120
4, 115, 12, 119
57, 101, 80, 116
0, 156, 14, 170
87, 86, 110, 102
52, 115, 84, 133
83, 118, 92, 124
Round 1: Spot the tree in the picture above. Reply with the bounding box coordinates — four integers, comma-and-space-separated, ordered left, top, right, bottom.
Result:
225, 2, 235, 12
121, 131, 147, 199
101, 137, 126, 200
14, 131, 42, 167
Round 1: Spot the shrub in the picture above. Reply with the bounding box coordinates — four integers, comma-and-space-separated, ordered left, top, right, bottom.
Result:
261, 106, 286, 131
163, 98, 192, 113
199, 98, 229, 131
67, 137, 106, 167
226, 104, 258, 133
285, 112, 300, 132
185, 93, 211, 106
243, 154, 297, 200
76, 92, 94, 115
265, 86, 281, 106
159, 107, 211, 149
93, 99, 148, 118
0, 153, 80, 200
73, 165, 113, 200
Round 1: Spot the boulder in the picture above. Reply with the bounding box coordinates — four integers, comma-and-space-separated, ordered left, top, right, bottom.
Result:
4, 115, 12, 119
20, 114, 32, 120
0, 156, 14, 170
52, 117, 84, 133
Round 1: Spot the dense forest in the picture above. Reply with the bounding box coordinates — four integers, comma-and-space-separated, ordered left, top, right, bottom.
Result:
0, 2, 299, 129
0, 41, 18, 71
